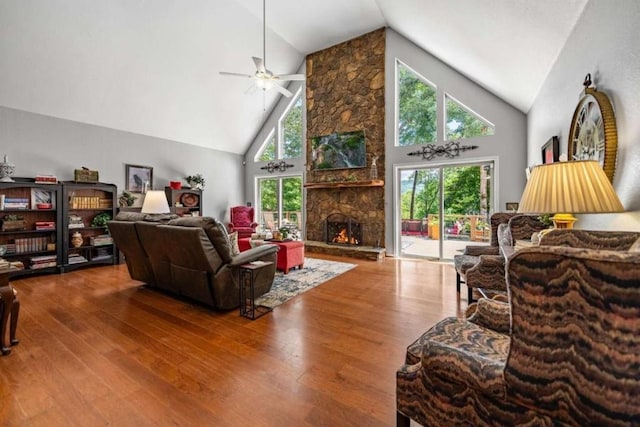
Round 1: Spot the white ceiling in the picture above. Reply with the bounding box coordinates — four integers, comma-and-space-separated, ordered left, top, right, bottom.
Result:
0, 0, 588, 155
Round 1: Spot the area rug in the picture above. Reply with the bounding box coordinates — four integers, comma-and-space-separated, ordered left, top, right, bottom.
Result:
254, 257, 356, 309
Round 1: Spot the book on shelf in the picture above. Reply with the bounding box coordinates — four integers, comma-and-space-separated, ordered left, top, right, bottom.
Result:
90, 235, 113, 246
34, 175, 58, 184
68, 254, 88, 264
68, 223, 85, 228
35, 221, 56, 230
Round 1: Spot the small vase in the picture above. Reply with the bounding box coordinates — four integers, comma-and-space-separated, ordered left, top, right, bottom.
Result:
0, 155, 15, 183
71, 232, 83, 248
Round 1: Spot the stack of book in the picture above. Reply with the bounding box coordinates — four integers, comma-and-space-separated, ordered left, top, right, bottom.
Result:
29, 254, 57, 269
90, 234, 113, 246
34, 175, 58, 184
93, 247, 112, 261
68, 253, 88, 264
35, 221, 56, 230
68, 215, 85, 228
1, 244, 16, 255
1, 197, 29, 210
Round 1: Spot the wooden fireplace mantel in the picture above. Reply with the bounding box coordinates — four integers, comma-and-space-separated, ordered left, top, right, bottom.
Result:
303, 179, 384, 189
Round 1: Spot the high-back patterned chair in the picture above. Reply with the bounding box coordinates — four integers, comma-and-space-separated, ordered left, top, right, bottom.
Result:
456, 214, 546, 302
228, 206, 258, 239
453, 212, 516, 296
398, 241, 640, 426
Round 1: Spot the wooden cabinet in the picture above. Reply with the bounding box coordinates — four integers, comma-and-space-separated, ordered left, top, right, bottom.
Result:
0, 180, 62, 277
164, 187, 202, 217
61, 182, 118, 271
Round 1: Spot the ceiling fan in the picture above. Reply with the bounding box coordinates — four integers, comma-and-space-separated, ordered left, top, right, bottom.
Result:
219, 0, 304, 97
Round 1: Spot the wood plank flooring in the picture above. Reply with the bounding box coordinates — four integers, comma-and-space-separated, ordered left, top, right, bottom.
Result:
0, 254, 467, 426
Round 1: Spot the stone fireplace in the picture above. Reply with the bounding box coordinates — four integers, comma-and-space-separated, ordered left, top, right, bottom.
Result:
324, 213, 362, 246
305, 28, 386, 258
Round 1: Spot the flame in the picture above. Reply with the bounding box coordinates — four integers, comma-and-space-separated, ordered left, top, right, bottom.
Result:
332, 228, 359, 245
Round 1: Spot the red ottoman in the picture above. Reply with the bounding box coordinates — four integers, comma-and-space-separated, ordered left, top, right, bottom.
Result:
238, 237, 252, 252
272, 241, 304, 274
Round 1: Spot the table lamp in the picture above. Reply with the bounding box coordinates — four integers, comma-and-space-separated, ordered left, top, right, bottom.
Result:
141, 190, 170, 214
518, 160, 623, 229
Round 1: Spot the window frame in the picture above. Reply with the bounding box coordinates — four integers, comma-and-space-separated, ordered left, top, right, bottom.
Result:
254, 88, 303, 162
395, 59, 438, 147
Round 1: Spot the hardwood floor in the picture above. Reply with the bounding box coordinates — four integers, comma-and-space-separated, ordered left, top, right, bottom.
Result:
0, 254, 467, 426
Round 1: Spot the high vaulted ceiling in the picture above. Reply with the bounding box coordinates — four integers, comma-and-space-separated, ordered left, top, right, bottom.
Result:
0, 0, 587, 155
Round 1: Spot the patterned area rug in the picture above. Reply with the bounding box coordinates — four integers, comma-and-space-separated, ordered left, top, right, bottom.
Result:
254, 257, 356, 309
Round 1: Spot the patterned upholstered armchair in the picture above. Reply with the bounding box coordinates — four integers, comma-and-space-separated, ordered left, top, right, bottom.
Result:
228, 206, 258, 238
457, 214, 546, 302
397, 243, 640, 426
453, 212, 515, 294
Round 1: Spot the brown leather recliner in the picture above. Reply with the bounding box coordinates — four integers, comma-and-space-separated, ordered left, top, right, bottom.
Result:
109, 214, 278, 310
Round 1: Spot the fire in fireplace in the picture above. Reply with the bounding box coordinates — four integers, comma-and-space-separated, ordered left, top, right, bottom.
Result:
324, 213, 362, 246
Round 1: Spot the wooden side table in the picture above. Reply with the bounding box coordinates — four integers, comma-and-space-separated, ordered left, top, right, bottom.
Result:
239, 261, 273, 320
0, 268, 20, 355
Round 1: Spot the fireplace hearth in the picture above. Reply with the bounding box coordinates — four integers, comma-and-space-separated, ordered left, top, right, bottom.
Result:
324, 213, 362, 246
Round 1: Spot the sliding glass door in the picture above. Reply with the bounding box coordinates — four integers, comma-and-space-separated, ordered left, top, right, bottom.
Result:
257, 175, 303, 232
398, 161, 493, 260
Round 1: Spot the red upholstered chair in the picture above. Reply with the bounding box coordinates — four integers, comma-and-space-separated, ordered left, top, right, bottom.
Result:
228, 206, 258, 238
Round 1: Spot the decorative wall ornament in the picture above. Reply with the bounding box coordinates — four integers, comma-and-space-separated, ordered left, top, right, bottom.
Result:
260, 160, 294, 173
407, 141, 478, 160
0, 155, 16, 182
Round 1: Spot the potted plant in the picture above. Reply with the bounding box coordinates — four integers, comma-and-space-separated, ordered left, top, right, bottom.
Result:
428, 216, 439, 240
118, 191, 137, 207
185, 174, 205, 190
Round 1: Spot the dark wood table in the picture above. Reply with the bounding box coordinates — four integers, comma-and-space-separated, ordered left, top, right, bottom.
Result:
0, 268, 20, 355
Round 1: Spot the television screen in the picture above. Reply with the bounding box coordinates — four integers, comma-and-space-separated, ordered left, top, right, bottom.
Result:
310, 130, 366, 170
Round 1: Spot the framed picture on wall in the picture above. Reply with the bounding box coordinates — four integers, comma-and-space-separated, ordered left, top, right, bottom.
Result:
541, 136, 559, 164
125, 164, 153, 193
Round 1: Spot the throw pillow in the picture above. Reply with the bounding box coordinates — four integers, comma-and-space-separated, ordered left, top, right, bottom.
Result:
630, 238, 640, 252
228, 231, 240, 256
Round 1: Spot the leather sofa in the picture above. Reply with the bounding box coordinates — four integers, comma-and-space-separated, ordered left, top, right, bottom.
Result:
109, 213, 278, 310
398, 230, 640, 426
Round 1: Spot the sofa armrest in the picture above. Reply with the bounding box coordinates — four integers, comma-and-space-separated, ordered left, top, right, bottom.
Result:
466, 298, 510, 333
229, 244, 279, 266
464, 245, 500, 256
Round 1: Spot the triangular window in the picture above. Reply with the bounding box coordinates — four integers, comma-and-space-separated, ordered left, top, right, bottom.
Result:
445, 94, 495, 140
397, 61, 437, 146
281, 95, 302, 159
256, 130, 276, 162
254, 90, 303, 162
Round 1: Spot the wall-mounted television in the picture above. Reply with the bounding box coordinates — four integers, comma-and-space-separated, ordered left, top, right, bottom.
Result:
310, 130, 366, 170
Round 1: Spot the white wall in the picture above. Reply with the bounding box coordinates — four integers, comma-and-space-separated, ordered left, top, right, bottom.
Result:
0, 106, 245, 222
528, 0, 640, 231
384, 29, 528, 254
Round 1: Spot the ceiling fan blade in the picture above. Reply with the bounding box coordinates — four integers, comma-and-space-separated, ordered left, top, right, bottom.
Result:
219, 71, 254, 78
273, 83, 293, 98
277, 74, 305, 81
252, 57, 266, 73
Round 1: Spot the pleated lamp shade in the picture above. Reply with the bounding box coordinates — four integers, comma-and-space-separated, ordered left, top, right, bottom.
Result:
518, 161, 623, 228
141, 190, 170, 214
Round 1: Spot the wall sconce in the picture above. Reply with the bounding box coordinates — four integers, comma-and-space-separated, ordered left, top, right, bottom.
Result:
260, 160, 294, 173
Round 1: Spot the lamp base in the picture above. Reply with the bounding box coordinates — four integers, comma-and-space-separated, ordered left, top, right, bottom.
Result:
552, 213, 577, 229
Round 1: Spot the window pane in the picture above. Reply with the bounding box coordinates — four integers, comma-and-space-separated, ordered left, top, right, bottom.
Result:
445, 95, 495, 140
282, 96, 303, 159
397, 63, 437, 146
256, 132, 276, 162
259, 178, 278, 229
282, 176, 302, 229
